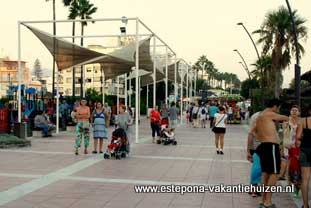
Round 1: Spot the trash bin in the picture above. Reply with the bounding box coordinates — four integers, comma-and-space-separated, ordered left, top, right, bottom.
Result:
13, 122, 32, 139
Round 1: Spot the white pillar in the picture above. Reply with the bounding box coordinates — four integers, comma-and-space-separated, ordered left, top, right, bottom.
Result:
153, 37, 156, 108
117, 76, 120, 115
146, 84, 149, 115
102, 67, 105, 105
17, 22, 22, 123
135, 18, 139, 143
139, 76, 141, 120
129, 79, 131, 107
82, 65, 85, 98
56, 71, 59, 134
180, 70, 184, 125
124, 74, 128, 107
165, 47, 168, 105
186, 65, 189, 100
174, 57, 177, 104
194, 69, 197, 97
190, 70, 193, 100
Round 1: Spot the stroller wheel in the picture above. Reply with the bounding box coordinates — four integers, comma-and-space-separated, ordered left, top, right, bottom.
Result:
172, 141, 177, 145
121, 152, 126, 158
156, 139, 162, 144
111, 152, 115, 158
103, 153, 110, 159
116, 154, 121, 160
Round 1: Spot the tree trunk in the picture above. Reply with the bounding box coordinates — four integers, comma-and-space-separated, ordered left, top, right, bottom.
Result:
72, 21, 76, 98
80, 23, 84, 97
274, 69, 281, 98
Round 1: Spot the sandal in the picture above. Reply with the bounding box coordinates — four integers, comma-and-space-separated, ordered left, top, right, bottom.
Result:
75, 149, 79, 155
92, 151, 97, 154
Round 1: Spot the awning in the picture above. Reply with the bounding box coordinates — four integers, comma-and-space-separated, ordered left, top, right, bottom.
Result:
26, 25, 158, 80
26, 25, 104, 70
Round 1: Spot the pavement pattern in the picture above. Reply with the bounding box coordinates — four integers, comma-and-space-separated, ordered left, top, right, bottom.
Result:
0, 118, 302, 208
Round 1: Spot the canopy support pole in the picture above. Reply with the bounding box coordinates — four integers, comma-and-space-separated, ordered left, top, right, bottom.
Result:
139, 77, 141, 120
186, 65, 189, 101
17, 22, 22, 123
56, 71, 59, 134
135, 18, 139, 143
146, 84, 149, 116
165, 47, 168, 105
117, 76, 120, 115
174, 56, 177, 104
101, 66, 105, 105
125, 74, 128, 107
180, 69, 184, 125
194, 68, 197, 97
129, 79, 131, 107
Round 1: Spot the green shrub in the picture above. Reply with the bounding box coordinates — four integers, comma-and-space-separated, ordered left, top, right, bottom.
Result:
0, 134, 31, 148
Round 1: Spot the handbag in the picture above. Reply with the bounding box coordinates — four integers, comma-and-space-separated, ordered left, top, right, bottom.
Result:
212, 114, 226, 132
192, 108, 199, 119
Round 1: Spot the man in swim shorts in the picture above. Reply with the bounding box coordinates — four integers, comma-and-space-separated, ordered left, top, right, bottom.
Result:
252, 99, 289, 208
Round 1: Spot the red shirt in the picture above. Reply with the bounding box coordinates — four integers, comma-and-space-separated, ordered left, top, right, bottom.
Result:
150, 110, 161, 123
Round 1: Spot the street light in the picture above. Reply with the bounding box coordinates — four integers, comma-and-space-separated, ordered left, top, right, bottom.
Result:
237, 22, 260, 60
233, 49, 251, 79
237, 22, 264, 87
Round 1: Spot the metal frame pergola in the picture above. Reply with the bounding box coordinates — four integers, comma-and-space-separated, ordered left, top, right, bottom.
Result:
17, 17, 191, 142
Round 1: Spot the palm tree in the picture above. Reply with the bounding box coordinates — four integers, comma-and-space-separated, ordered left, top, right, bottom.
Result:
63, 0, 79, 97
45, 0, 56, 96
194, 55, 214, 80
251, 55, 272, 87
253, 6, 307, 98
68, 0, 98, 97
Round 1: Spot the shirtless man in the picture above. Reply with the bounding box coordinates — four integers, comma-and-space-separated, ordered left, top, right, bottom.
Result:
252, 99, 289, 208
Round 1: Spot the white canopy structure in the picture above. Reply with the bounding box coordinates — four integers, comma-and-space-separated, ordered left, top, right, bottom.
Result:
17, 17, 190, 143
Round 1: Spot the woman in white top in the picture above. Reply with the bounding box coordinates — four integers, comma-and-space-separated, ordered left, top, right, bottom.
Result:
192, 103, 200, 128
213, 106, 228, 155
199, 105, 208, 128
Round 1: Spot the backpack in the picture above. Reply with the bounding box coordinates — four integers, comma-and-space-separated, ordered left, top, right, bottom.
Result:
201, 108, 206, 114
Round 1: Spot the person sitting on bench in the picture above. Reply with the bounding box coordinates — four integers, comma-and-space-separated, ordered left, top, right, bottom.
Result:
34, 111, 55, 137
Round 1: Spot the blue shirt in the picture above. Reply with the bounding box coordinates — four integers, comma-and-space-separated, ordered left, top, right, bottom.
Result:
209, 106, 219, 117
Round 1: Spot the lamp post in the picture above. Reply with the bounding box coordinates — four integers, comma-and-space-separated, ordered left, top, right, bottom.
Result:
237, 22, 264, 87
284, 0, 301, 107
233, 49, 251, 79
237, 23, 260, 60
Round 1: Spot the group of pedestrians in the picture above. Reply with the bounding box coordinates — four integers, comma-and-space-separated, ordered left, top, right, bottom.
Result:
247, 99, 311, 208
72, 98, 132, 155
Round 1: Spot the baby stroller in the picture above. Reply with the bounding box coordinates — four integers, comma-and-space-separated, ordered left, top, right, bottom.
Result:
103, 128, 129, 159
157, 125, 177, 145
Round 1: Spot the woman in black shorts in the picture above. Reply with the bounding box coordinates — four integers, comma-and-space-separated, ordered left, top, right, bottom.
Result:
213, 106, 227, 155
297, 104, 311, 208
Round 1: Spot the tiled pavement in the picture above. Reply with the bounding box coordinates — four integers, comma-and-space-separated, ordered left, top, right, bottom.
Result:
0, 118, 301, 208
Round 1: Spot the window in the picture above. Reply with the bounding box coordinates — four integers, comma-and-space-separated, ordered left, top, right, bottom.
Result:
93, 77, 101, 82
66, 69, 72, 73
75, 87, 81, 95
66, 78, 72, 83
75, 78, 81, 84
86, 78, 92, 83
86, 69, 92, 73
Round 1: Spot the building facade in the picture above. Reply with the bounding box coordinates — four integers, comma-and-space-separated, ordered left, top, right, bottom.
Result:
59, 44, 125, 97
0, 57, 42, 98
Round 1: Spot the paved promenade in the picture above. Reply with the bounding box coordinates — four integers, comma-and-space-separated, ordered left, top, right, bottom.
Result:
0, 118, 300, 207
